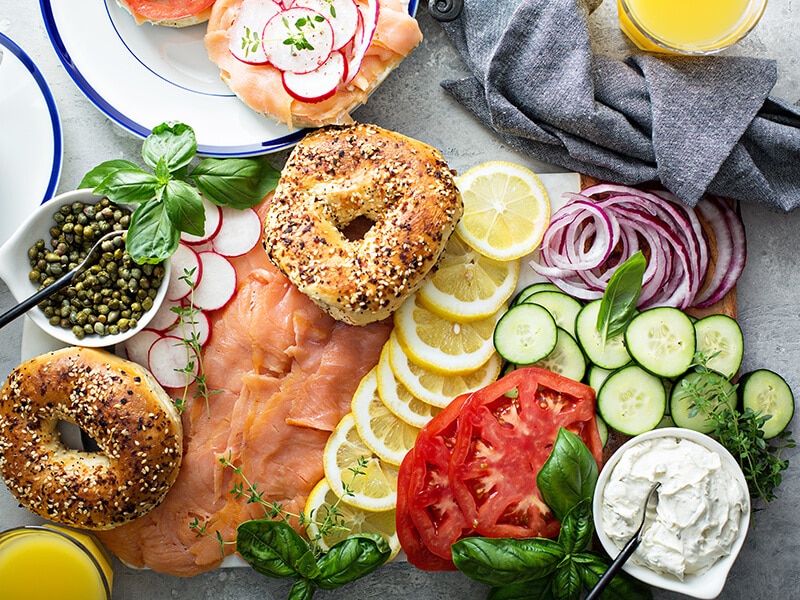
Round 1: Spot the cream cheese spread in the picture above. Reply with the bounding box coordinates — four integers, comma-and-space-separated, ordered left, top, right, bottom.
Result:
601, 436, 747, 580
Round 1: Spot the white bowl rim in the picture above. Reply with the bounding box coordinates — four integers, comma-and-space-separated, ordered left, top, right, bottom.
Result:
0, 189, 170, 348
593, 427, 751, 599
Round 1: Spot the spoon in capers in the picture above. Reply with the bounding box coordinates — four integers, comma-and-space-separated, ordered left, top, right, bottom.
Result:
0, 229, 125, 330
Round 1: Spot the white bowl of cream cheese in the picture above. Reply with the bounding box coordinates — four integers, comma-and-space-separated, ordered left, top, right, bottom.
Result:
593, 427, 750, 599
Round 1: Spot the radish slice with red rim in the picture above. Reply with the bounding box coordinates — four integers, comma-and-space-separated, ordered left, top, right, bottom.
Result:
282, 51, 347, 102
166, 242, 202, 302
229, 0, 284, 64
147, 297, 182, 332
193, 252, 238, 311
344, 0, 378, 84
148, 335, 197, 389
181, 196, 222, 246
174, 307, 212, 347
211, 206, 264, 257
291, 0, 359, 50
123, 328, 163, 367
262, 7, 334, 74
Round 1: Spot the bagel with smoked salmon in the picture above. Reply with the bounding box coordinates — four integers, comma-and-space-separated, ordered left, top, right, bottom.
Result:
264, 123, 463, 326
204, 0, 423, 128
0, 347, 183, 530
115, 0, 216, 26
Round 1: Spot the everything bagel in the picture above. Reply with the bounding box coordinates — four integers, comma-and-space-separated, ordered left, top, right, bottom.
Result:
264, 123, 463, 326
0, 347, 183, 530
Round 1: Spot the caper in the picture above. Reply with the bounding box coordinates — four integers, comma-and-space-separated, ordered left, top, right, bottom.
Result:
72, 326, 85, 339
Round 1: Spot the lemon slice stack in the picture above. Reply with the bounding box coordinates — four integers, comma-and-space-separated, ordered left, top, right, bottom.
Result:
315, 160, 550, 554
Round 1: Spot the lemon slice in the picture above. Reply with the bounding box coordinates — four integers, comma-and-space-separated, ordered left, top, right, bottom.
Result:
418, 232, 520, 322
351, 368, 421, 466
376, 342, 441, 428
455, 161, 550, 261
304, 478, 401, 559
394, 294, 502, 375
323, 413, 399, 512
387, 332, 502, 408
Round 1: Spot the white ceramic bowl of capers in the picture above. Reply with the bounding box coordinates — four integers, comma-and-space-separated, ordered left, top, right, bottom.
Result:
0, 189, 170, 348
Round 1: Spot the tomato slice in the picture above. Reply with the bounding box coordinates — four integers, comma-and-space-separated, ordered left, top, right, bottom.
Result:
396, 392, 472, 566
449, 367, 603, 539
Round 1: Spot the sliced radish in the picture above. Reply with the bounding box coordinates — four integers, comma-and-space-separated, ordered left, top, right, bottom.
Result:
148, 335, 198, 389
175, 307, 212, 347
229, 0, 284, 64
283, 50, 347, 102
147, 297, 182, 332
166, 243, 202, 302
262, 7, 334, 74
211, 206, 263, 257
192, 252, 238, 311
123, 329, 163, 367
344, 0, 378, 84
291, 0, 359, 51
181, 196, 222, 245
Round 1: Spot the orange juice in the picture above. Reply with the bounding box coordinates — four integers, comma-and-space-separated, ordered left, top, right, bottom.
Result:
0, 526, 113, 600
618, 0, 767, 54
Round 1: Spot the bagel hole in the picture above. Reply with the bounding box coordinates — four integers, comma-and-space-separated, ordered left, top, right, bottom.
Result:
56, 420, 100, 452
340, 216, 375, 241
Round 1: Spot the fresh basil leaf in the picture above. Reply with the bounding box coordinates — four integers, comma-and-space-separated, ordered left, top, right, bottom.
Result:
143, 122, 196, 172
155, 156, 172, 182
596, 251, 646, 344
537, 428, 598, 522
92, 168, 160, 205
451, 536, 563, 586
575, 553, 653, 600
236, 520, 312, 580
488, 578, 555, 600
552, 561, 581, 600
315, 533, 390, 590
125, 199, 179, 264
557, 501, 593, 554
295, 549, 321, 580
287, 578, 317, 600
191, 156, 279, 209
164, 179, 205, 236
78, 159, 141, 190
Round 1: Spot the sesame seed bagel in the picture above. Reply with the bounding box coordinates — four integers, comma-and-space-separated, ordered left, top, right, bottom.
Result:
264, 123, 463, 326
0, 347, 183, 530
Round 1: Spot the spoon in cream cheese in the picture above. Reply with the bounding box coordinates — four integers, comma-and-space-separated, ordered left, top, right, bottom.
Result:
586, 481, 661, 600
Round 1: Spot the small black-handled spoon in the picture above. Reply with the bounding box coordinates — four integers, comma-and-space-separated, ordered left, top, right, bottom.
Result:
0, 229, 124, 330
585, 481, 661, 600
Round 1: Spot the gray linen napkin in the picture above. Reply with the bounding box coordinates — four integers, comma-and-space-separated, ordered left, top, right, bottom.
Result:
439, 0, 800, 211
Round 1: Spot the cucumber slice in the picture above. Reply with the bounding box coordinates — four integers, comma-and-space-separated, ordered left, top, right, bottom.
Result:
512, 282, 561, 306
670, 370, 736, 433
625, 307, 696, 378
575, 299, 631, 370
595, 414, 609, 448
693, 314, 744, 379
522, 291, 582, 338
493, 303, 557, 365
597, 364, 666, 436
532, 328, 586, 382
587, 364, 613, 395
739, 369, 795, 439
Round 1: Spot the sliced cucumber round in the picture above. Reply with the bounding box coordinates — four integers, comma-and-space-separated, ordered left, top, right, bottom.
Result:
694, 314, 744, 379
625, 307, 696, 378
597, 364, 666, 436
493, 303, 557, 365
523, 291, 582, 338
532, 328, 586, 382
575, 299, 631, 370
739, 369, 795, 439
670, 370, 736, 434
587, 364, 614, 395
511, 282, 562, 306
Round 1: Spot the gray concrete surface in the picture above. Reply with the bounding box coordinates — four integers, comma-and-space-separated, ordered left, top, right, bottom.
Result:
1, 1, 799, 599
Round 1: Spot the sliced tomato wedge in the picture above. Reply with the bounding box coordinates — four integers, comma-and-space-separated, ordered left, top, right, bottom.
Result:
449, 367, 603, 539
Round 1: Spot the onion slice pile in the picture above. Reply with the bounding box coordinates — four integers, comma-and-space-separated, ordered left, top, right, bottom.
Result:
530, 184, 746, 310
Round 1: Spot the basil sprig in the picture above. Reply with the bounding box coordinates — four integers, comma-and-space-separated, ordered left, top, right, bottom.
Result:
236, 520, 391, 600
79, 122, 279, 264
451, 429, 651, 600
596, 251, 646, 346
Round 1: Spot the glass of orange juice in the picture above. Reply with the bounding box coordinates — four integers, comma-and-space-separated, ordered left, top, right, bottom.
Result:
0, 525, 113, 600
618, 0, 768, 54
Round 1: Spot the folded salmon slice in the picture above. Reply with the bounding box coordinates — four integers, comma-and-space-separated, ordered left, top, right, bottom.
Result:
97, 200, 392, 576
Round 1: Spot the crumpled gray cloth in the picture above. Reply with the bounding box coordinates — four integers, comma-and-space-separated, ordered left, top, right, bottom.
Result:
439, 0, 800, 211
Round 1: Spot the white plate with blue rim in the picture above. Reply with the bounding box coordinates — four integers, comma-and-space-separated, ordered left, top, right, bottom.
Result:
0, 31, 62, 247
40, 0, 419, 158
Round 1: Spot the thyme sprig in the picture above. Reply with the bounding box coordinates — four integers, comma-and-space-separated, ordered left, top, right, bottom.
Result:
282, 14, 326, 52
685, 352, 795, 510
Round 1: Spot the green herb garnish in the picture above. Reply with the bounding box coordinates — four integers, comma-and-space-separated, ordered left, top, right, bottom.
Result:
282, 14, 326, 52
451, 429, 651, 600
596, 250, 646, 347
79, 122, 279, 264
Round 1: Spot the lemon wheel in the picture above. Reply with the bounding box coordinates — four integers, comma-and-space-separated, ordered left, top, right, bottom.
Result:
376, 342, 441, 428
